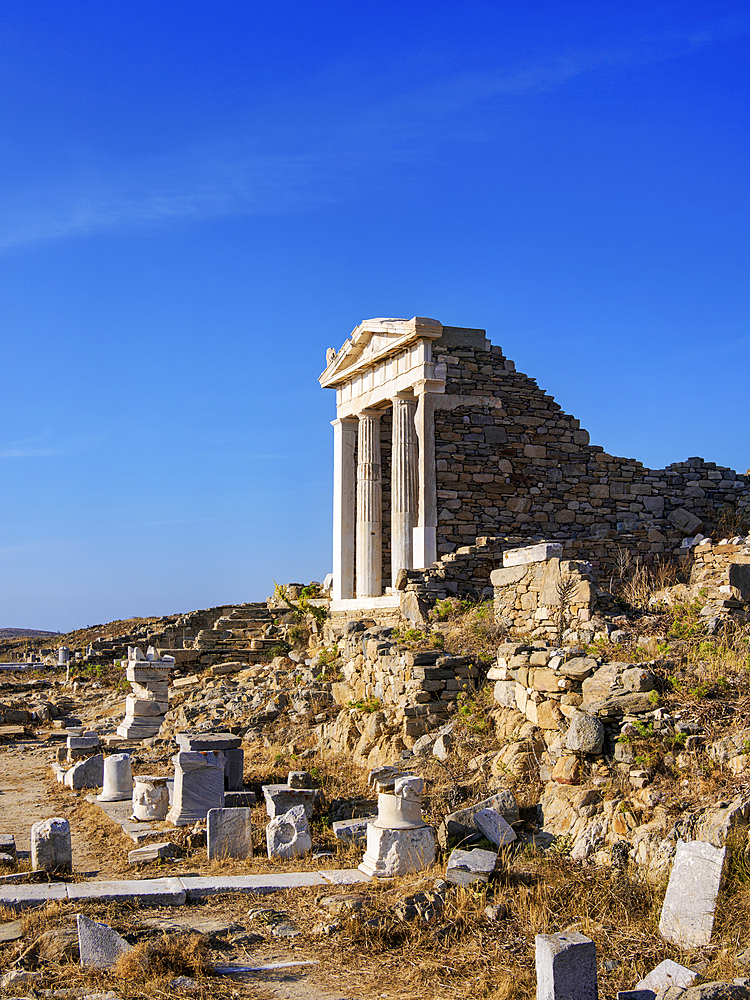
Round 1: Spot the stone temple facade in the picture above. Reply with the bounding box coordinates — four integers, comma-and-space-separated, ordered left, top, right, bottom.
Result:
319, 317, 750, 611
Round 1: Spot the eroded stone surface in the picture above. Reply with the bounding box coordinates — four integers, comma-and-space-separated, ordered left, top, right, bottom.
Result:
659, 840, 726, 948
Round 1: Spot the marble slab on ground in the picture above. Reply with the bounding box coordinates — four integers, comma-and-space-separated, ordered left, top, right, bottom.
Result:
181, 872, 328, 899
659, 840, 726, 948
67, 877, 186, 906
0, 883, 69, 909
320, 868, 370, 885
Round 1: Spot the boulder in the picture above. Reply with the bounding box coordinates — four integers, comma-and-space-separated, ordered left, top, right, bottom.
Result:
565, 713, 604, 755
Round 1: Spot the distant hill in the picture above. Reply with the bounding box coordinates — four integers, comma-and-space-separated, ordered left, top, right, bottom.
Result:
0, 628, 62, 639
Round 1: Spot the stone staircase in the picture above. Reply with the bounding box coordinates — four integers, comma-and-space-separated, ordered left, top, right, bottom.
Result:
192, 602, 281, 653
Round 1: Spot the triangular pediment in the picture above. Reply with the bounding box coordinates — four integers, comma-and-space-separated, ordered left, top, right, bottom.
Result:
319, 316, 443, 388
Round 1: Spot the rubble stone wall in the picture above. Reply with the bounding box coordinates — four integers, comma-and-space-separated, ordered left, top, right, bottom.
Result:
331, 627, 478, 738
432, 336, 750, 560
491, 556, 596, 638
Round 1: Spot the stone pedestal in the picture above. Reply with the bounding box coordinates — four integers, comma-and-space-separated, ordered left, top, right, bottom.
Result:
117, 648, 172, 739
132, 775, 170, 821
175, 732, 244, 790
358, 774, 435, 877
167, 751, 225, 827
358, 824, 436, 877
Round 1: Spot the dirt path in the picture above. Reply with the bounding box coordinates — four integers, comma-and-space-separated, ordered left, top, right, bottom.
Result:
0, 739, 103, 874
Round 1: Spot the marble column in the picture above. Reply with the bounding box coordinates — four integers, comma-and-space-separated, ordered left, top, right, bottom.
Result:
391, 393, 418, 580
414, 390, 438, 568
356, 409, 383, 598
331, 417, 357, 600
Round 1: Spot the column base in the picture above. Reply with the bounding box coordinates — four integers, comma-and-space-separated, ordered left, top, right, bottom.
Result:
413, 527, 437, 569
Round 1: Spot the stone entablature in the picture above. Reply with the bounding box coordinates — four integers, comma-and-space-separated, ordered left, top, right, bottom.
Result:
321, 315, 750, 610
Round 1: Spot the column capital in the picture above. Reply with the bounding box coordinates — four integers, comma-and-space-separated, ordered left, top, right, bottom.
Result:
331, 416, 358, 428
390, 391, 417, 405
358, 407, 384, 419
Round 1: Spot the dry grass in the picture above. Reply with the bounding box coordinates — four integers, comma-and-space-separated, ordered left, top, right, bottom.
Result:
115, 931, 211, 980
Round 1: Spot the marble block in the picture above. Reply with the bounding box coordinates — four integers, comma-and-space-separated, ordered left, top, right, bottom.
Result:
445, 847, 498, 886
635, 959, 696, 996
65, 754, 104, 790
31, 817, 72, 873
659, 839, 726, 948
358, 823, 436, 878
474, 808, 517, 848
77, 914, 132, 969
535, 931, 598, 1000
207, 807, 254, 860
167, 751, 225, 826
266, 804, 312, 860
263, 784, 318, 821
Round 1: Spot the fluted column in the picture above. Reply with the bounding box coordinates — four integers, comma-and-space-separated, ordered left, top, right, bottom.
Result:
356, 409, 383, 598
391, 393, 418, 580
414, 390, 437, 568
331, 417, 357, 601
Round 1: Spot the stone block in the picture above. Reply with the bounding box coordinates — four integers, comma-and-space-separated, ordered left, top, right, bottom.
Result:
207, 807, 254, 860
167, 751, 225, 827
493, 680, 517, 707
128, 842, 173, 864
266, 804, 312, 860
659, 839, 725, 948
262, 784, 318, 821
490, 565, 527, 587
669, 508, 703, 535
332, 816, 376, 844
77, 914, 132, 969
535, 930, 597, 1000
175, 732, 241, 751
31, 818, 72, 874
445, 847, 498, 886
66, 877, 186, 906
503, 543, 563, 567
0, 835, 16, 859
438, 790, 519, 849
224, 747, 244, 791
65, 753, 104, 790
359, 823, 436, 877
635, 959, 697, 995
474, 808, 517, 847
559, 656, 598, 681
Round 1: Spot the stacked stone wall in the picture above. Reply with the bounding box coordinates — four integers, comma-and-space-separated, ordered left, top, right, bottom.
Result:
330, 626, 477, 737
433, 339, 750, 559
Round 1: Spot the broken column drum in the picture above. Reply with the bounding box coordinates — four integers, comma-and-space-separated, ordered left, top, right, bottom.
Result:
132, 775, 170, 821
98, 753, 132, 802
359, 775, 436, 878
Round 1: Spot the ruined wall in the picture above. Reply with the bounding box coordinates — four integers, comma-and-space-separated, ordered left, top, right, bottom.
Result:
432, 333, 750, 559
328, 625, 478, 738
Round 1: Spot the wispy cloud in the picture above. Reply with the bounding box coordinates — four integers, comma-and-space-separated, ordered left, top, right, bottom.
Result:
0, 17, 746, 251
0, 437, 60, 459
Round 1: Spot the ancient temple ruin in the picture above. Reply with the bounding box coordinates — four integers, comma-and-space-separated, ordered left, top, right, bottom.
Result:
320, 316, 750, 611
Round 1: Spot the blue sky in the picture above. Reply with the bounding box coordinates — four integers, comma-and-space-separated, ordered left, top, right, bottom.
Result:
2, 1, 748, 631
